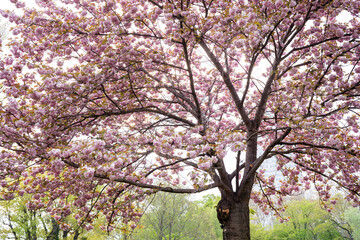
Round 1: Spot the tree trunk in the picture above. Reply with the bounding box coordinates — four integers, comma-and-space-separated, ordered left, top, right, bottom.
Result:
217, 198, 251, 240
73, 229, 80, 240
46, 218, 60, 240
63, 230, 68, 240
215, 129, 257, 239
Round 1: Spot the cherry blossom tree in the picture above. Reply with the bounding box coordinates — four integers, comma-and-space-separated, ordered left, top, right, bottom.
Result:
1, 0, 360, 239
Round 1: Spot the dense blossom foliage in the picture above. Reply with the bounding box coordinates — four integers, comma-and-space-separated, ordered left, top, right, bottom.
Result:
0, 0, 359, 236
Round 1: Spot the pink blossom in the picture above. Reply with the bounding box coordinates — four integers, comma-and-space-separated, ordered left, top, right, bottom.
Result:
35, 27, 43, 36
84, 168, 95, 178
275, 0, 283, 8
3, 193, 14, 200
5, 57, 13, 65
12, 29, 20, 35
198, 161, 211, 170
15, 2, 25, 8
1, 180, 7, 188
335, 28, 344, 37
57, 61, 64, 67
84, 224, 94, 231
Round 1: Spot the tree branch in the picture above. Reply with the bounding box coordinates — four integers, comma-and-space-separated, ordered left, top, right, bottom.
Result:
198, 39, 252, 128
61, 159, 217, 194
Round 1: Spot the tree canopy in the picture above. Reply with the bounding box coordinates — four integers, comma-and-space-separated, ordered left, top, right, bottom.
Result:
0, 0, 360, 239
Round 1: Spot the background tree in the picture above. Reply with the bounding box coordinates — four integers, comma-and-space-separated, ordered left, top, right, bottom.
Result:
1, 196, 51, 240
324, 194, 358, 239
1, 0, 360, 239
343, 207, 360, 240
131, 193, 220, 240
277, 199, 342, 240
0, 195, 116, 240
197, 194, 223, 239
250, 197, 360, 240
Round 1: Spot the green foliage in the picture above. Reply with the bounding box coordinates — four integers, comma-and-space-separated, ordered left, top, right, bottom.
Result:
129, 193, 222, 240
0, 195, 119, 240
250, 223, 271, 240
344, 207, 360, 240
195, 194, 222, 239
2, 193, 360, 240
0, 196, 45, 240
250, 198, 360, 240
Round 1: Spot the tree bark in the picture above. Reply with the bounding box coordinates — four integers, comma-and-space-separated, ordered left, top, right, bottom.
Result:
217, 199, 251, 240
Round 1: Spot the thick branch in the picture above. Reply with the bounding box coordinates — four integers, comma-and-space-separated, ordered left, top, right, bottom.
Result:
198, 39, 252, 128
229, 163, 245, 182
62, 159, 216, 194
253, 60, 280, 128
79, 107, 196, 127
97, 173, 218, 193
182, 38, 202, 125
